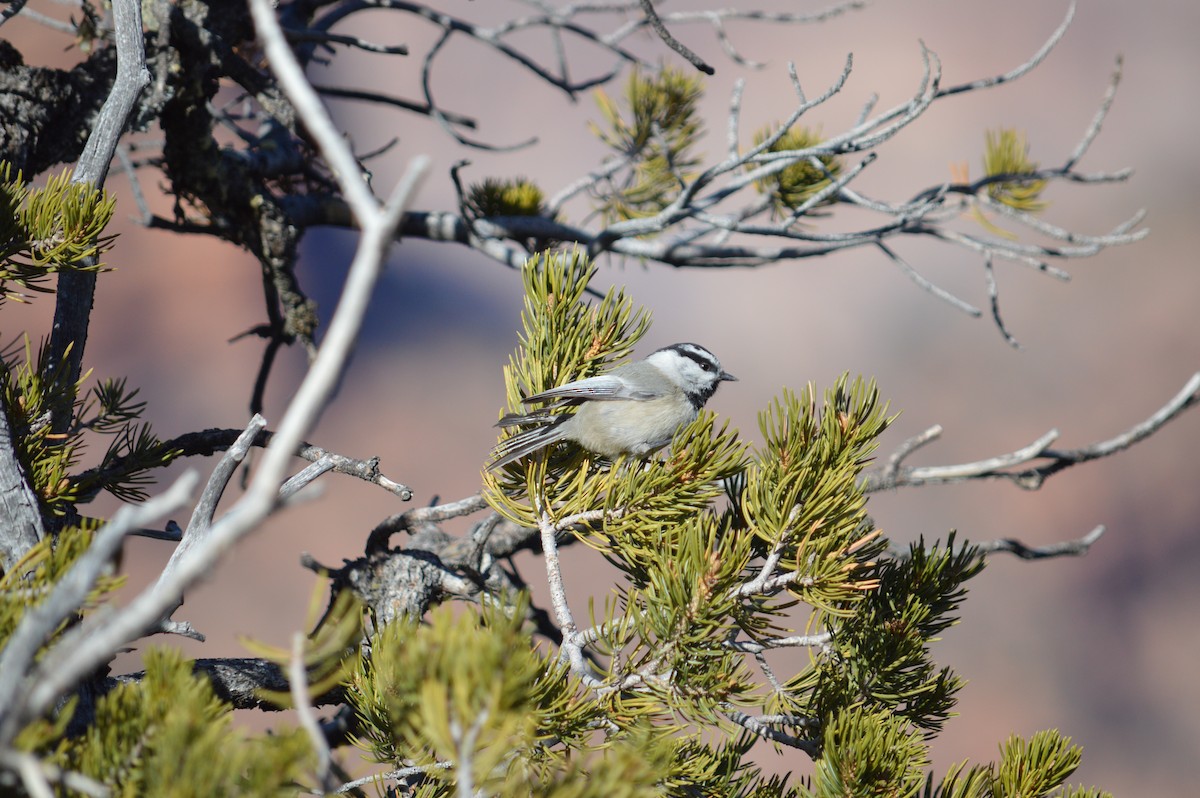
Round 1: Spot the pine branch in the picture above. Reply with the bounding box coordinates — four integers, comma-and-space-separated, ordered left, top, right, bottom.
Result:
43, 0, 149, 434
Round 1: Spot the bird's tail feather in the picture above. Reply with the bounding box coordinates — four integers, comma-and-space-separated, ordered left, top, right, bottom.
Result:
486, 419, 568, 471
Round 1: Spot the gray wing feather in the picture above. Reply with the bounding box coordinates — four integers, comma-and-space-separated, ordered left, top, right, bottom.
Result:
523, 374, 657, 403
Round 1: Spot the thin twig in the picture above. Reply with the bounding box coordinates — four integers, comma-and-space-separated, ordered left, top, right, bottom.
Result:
284, 26, 409, 55
876, 240, 981, 317
1064, 55, 1123, 171
291, 633, 336, 793
334, 762, 453, 794
638, 0, 713, 74
315, 84, 476, 128
881, 425, 943, 485
867, 373, 1200, 491
973, 525, 1105, 560
936, 1, 1076, 98
724, 631, 832, 653
983, 254, 1021, 349
724, 709, 819, 757
73, 424, 415, 505
873, 428, 1060, 489
143, 417, 266, 636
539, 509, 607, 684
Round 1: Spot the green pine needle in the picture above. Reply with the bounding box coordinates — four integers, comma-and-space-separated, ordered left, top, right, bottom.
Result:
0, 163, 115, 304
751, 126, 842, 219
982, 128, 1048, 213
465, 177, 552, 219
592, 66, 705, 221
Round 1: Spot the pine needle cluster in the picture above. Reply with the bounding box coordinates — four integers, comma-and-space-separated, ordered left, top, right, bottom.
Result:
750, 127, 842, 218
465, 177, 552, 220
0, 522, 120, 658
0, 164, 115, 304
29, 649, 312, 796
592, 66, 706, 221
982, 129, 1048, 213
4, 534, 314, 795
965, 129, 1049, 239
0, 161, 176, 522
1, 338, 178, 517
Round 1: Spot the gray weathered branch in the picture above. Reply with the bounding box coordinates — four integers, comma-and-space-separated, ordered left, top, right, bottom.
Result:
866, 373, 1200, 491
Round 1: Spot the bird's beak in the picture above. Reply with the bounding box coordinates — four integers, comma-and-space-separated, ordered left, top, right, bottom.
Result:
720, 371, 737, 382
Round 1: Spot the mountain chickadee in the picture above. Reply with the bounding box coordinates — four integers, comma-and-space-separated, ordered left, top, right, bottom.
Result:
487, 342, 736, 471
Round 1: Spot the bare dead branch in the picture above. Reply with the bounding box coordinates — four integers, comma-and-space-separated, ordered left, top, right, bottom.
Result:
315, 84, 476, 128
983, 254, 1022, 349
638, 0, 713, 75
723, 631, 832, 654
866, 373, 1200, 492
183, 417, 266, 535
936, 2, 1076, 98
102, 655, 339, 710
0, 407, 46, 575
973, 525, 1105, 560
44, 0, 150, 433
724, 709, 819, 756
366, 494, 489, 553
284, 26, 409, 55
538, 509, 608, 687
72, 426, 414, 503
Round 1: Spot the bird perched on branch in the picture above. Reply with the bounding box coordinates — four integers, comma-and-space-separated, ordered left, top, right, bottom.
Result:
488, 342, 736, 471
